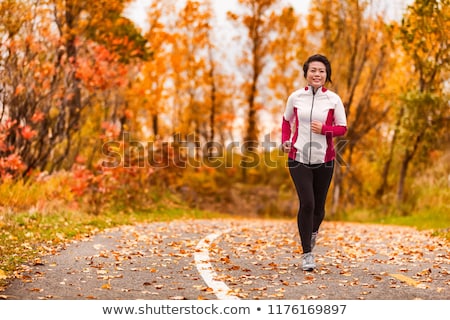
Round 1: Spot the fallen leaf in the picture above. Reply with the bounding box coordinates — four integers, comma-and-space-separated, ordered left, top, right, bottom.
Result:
101, 283, 111, 290
416, 268, 432, 276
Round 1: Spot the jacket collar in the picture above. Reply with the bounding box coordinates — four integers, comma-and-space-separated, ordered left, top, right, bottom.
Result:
305, 85, 328, 94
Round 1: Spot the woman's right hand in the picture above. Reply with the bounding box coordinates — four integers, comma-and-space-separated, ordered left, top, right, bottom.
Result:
281, 141, 292, 153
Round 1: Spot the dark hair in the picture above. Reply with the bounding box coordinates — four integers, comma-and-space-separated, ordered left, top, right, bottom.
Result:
303, 54, 332, 83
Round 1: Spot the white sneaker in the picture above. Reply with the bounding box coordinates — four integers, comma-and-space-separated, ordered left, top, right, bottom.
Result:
302, 252, 316, 271
311, 232, 318, 251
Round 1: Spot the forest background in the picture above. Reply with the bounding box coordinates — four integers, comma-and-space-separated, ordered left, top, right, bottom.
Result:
0, 0, 449, 282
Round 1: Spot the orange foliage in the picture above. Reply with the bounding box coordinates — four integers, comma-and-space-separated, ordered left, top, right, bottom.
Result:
20, 126, 37, 140
31, 112, 45, 123
76, 42, 129, 91
0, 120, 25, 180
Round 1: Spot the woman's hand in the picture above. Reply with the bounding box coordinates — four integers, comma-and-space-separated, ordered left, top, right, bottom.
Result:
281, 141, 292, 153
311, 121, 323, 134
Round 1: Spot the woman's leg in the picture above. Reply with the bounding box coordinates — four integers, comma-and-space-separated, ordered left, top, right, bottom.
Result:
288, 160, 315, 253
312, 161, 334, 233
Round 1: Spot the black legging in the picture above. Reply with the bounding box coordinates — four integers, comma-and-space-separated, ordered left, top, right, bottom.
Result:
288, 159, 334, 253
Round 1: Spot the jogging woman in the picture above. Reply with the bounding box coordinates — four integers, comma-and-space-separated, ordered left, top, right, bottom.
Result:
281, 54, 347, 271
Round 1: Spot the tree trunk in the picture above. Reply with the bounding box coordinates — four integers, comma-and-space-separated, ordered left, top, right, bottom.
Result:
396, 134, 421, 203
208, 46, 216, 157
376, 107, 403, 198
152, 114, 158, 137
331, 164, 342, 216
396, 156, 409, 203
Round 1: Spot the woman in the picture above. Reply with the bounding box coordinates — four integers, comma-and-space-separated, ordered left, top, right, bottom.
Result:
281, 54, 347, 271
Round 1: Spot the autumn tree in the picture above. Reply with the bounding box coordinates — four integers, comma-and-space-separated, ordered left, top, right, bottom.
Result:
50, 0, 147, 170
0, 0, 147, 179
267, 6, 306, 109
171, 1, 213, 143
227, 0, 280, 181
162, 1, 237, 151
201, 1, 241, 154
203, 45, 240, 148
129, 1, 174, 139
392, 0, 450, 203
228, 0, 281, 143
306, 0, 397, 213
0, 0, 60, 178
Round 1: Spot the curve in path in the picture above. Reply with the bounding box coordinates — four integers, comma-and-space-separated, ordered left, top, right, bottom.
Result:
194, 228, 239, 300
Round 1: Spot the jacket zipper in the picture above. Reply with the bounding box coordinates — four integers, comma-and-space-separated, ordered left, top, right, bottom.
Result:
309, 89, 316, 165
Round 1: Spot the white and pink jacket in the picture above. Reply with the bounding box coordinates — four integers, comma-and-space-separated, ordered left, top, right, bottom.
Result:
282, 86, 347, 164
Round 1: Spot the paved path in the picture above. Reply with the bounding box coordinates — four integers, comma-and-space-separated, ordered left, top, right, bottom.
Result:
2, 219, 449, 300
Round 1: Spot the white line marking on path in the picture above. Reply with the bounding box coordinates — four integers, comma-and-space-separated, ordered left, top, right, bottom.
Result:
194, 229, 240, 300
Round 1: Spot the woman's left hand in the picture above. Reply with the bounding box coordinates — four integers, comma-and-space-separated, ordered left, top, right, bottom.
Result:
311, 121, 323, 134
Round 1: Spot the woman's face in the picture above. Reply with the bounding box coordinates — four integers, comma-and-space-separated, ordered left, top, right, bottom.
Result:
306, 61, 327, 89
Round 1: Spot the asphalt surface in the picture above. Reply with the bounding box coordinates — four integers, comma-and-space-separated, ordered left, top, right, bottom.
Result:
2, 218, 449, 300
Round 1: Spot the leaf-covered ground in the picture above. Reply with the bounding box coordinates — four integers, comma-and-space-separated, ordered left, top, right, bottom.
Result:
1, 219, 449, 300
